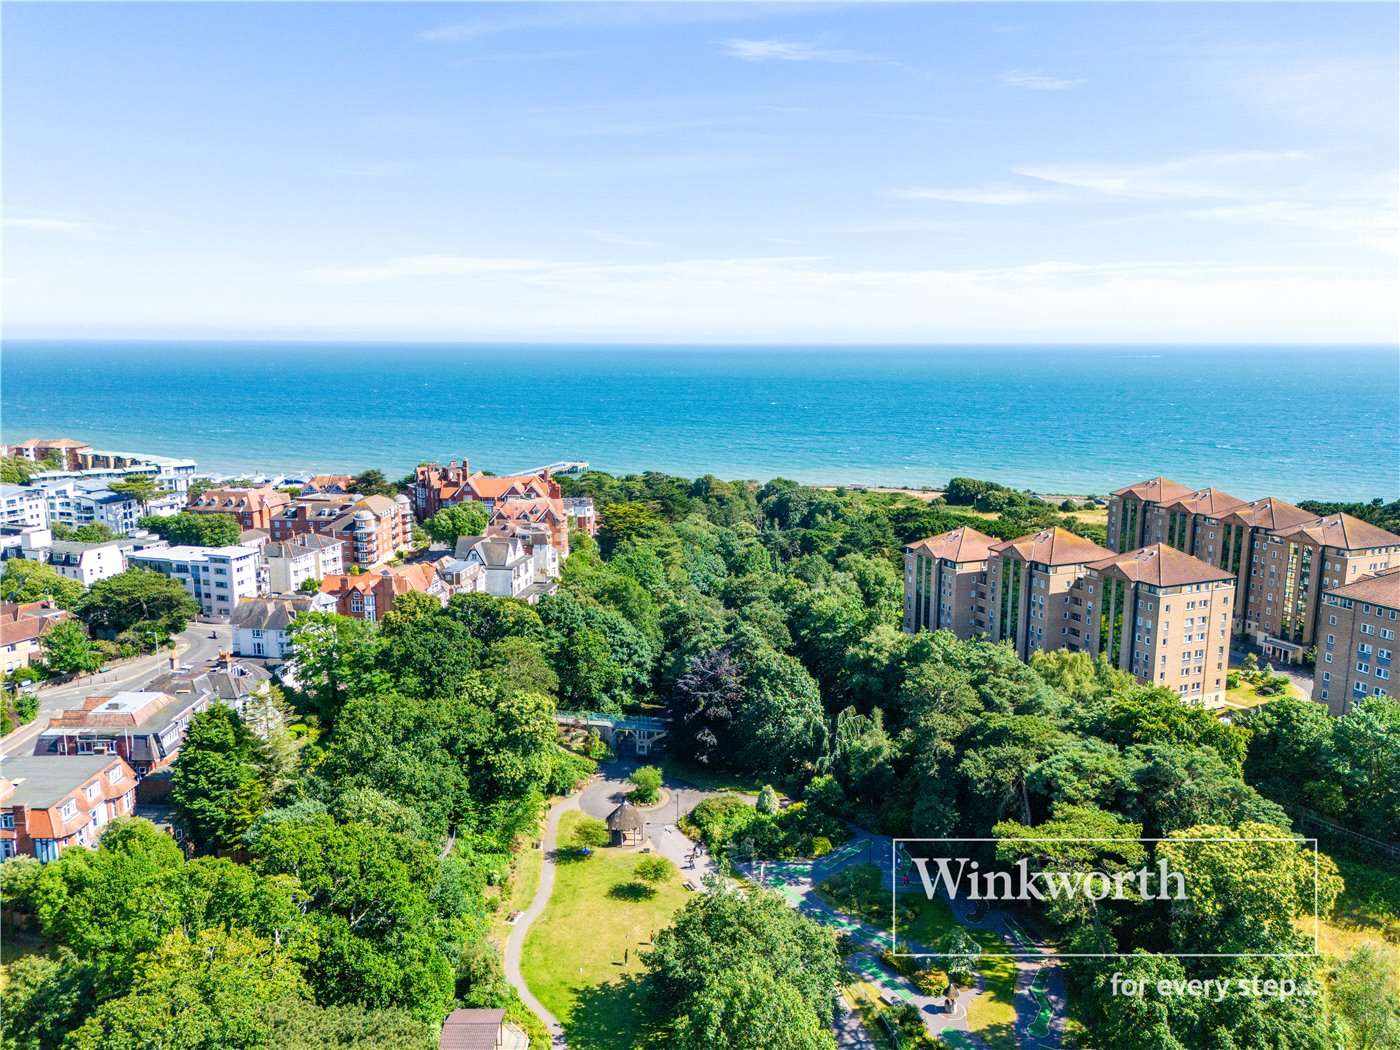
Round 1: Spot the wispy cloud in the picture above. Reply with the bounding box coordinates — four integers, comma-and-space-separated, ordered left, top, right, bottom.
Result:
586, 230, 656, 248
720, 38, 884, 64
999, 71, 1086, 91
422, 5, 811, 44
1016, 151, 1307, 200
894, 184, 1049, 206
3, 216, 109, 237
302, 255, 554, 284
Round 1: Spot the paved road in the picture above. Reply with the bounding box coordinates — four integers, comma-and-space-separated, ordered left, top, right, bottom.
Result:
2, 622, 232, 758
503, 791, 579, 1048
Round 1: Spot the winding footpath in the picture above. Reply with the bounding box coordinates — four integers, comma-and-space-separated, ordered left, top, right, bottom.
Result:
503, 791, 579, 1049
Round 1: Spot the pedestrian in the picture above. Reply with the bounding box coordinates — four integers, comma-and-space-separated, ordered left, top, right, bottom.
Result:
624, 949, 629, 966
903, 873, 909, 887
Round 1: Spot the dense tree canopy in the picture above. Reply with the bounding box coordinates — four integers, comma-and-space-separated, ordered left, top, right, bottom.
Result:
75, 568, 199, 639
138, 511, 242, 547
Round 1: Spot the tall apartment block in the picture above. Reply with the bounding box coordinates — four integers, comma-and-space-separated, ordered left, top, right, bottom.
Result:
1314, 566, 1399, 715
1105, 477, 1194, 552
1248, 514, 1400, 664
985, 527, 1114, 660
1083, 544, 1236, 705
902, 527, 996, 638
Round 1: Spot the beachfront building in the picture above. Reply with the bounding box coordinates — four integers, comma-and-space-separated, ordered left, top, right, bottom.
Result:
413, 459, 560, 518
488, 497, 571, 559
3, 438, 92, 470
188, 486, 292, 531
1083, 544, 1236, 706
319, 564, 445, 622
1314, 566, 1399, 715
264, 535, 344, 593
0, 755, 138, 862
1246, 514, 1400, 665
987, 527, 1116, 660
299, 474, 354, 496
126, 544, 263, 619
36, 478, 179, 534
326, 495, 415, 569
1148, 488, 1248, 561
1106, 478, 1194, 552
902, 526, 997, 638
268, 494, 354, 544
0, 485, 48, 529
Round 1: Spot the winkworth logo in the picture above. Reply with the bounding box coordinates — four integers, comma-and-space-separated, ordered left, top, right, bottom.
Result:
910, 856, 1186, 903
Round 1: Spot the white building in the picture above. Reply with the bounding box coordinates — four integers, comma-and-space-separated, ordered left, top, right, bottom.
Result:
0, 486, 48, 529
230, 596, 329, 659
454, 535, 535, 600
264, 535, 344, 594
45, 540, 127, 586
126, 544, 263, 619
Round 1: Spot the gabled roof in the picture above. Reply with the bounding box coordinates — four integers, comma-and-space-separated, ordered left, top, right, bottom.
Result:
1273, 513, 1400, 552
439, 1009, 506, 1050
1160, 487, 1248, 520
1110, 477, 1195, 502
905, 526, 997, 563
1220, 497, 1317, 533
990, 527, 1113, 567
1327, 566, 1400, 611
1090, 543, 1234, 587
231, 597, 314, 632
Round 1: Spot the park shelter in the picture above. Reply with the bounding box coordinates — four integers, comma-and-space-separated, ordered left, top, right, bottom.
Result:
606, 801, 644, 846
438, 1007, 528, 1050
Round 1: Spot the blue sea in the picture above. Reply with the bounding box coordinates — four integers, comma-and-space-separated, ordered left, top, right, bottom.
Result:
2, 342, 1396, 502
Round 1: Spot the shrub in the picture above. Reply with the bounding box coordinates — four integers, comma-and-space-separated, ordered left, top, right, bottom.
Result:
634, 856, 673, 884
756, 784, 780, 815
572, 817, 610, 849
13, 692, 38, 724
811, 835, 833, 858
627, 765, 663, 805
1225, 671, 1241, 689
913, 969, 949, 996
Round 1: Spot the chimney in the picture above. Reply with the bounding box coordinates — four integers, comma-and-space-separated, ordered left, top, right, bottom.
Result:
169, 648, 178, 671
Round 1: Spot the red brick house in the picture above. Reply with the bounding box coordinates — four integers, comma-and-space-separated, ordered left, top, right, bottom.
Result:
0, 755, 137, 862
188, 486, 292, 530
319, 564, 446, 622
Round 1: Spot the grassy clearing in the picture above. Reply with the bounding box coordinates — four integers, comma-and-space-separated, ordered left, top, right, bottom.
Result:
1223, 680, 1303, 709
1309, 852, 1400, 956
520, 811, 689, 1050
659, 755, 765, 796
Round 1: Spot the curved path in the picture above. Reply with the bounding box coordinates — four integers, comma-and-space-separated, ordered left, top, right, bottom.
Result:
503, 790, 580, 1049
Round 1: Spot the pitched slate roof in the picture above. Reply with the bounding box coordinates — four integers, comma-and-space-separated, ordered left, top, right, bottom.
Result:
231, 597, 314, 632
905, 526, 998, 563
990, 527, 1114, 566
1090, 543, 1234, 587
439, 1009, 506, 1050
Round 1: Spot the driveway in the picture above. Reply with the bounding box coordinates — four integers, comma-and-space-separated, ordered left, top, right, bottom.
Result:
2, 621, 232, 757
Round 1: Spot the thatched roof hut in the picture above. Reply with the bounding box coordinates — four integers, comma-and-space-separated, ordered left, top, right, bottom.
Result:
606, 801, 645, 845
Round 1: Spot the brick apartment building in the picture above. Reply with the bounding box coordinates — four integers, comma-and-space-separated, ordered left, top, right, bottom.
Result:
319, 564, 446, 622
0, 755, 137, 862
188, 486, 292, 530
1106, 477, 1195, 552
413, 459, 560, 519
3, 438, 92, 470
1083, 543, 1236, 705
902, 526, 997, 639
986, 527, 1115, 660
1314, 566, 1399, 715
266, 494, 412, 570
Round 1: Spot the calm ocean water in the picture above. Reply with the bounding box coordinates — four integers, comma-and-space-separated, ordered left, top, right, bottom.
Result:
3, 342, 1396, 501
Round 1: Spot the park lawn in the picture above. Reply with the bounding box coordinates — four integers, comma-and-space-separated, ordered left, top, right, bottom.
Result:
1224, 680, 1302, 709
962, 952, 1019, 1050
520, 811, 690, 1050
1306, 852, 1400, 956
660, 755, 766, 796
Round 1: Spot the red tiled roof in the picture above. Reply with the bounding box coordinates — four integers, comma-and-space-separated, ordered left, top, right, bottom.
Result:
1221, 497, 1317, 533
1090, 543, 1234, 587
1110, 477, 1195, 502
991, 527, 1114, 566
1274, 513, 1400, 552
906, 526, 997, 563
1328, 566, 1400, 610
1161, 487, 1248, 519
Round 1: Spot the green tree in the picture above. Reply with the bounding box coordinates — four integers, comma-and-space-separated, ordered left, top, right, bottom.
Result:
671, 961, 838, 1050
572, 816, 611, 849
424, 503, 489, 544
40, 618, 103, 676
107, 474, 162, 512
139, 511, 242, 547
756, 784, 780, 815
65, 927, 306, 1050
170, 705, 269, 854
1331, 944, 1400, 1050
628, 765, 663, 805
634, 856, 673, 885
0, 560, 84, 609
350, 469, 398, 497
74, 568, 199, 638
285, 612, 379, 726
298, 576, 321, 593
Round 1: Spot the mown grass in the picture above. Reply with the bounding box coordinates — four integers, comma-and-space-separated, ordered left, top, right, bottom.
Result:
519, 811, 689, 1050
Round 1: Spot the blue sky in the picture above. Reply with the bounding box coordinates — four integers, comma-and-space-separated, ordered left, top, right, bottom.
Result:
4, 2, 1397, 343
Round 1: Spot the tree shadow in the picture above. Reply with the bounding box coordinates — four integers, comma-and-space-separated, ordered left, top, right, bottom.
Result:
555, 847, 592, 864
567, 972, 655, 1050
607, 881, 657, 901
